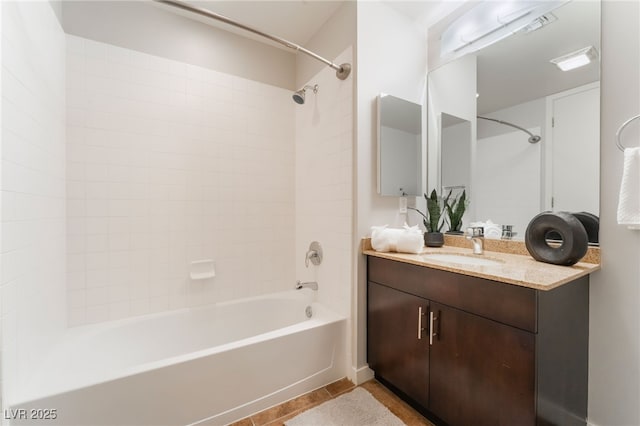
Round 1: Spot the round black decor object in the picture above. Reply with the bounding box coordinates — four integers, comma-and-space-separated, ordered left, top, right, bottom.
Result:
573, 211, 599, 244
525, 212, 589, 266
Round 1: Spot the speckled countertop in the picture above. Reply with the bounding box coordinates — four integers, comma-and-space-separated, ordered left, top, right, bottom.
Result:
362, 239, 600, 291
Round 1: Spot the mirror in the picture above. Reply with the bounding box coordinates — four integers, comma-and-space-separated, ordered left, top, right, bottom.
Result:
427, 0, 600, 242
377, 94, 424, 196
440, 113, 471, 195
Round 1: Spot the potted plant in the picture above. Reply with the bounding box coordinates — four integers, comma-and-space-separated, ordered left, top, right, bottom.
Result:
409, 189, 446, 247
445, 189, 468, 234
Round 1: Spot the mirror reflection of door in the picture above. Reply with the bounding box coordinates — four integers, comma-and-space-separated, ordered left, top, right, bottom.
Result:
547, 83, 600, 215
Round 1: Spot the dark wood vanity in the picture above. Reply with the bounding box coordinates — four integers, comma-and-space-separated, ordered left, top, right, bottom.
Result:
367, 255, 590, 426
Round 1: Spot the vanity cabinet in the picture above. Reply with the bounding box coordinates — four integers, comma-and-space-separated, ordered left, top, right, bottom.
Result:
429, 302, 535, 426
366, 256, 589, 426
368, 282, 430, 408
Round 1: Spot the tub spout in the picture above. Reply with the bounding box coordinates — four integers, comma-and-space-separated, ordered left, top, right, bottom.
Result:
296, 280, 318, 291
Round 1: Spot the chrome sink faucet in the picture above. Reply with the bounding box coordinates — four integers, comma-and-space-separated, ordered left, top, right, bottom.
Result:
466, 227, 485, 255
295, 280, 318, 291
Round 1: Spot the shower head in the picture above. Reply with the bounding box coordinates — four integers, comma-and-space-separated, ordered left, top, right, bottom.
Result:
292, 84, 318, 105
528, 135, 542, 144
292, 90, 305, 105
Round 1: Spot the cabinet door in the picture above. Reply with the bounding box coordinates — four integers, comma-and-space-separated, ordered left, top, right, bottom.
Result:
429, 302, 535, 426
367, 282, 429, 408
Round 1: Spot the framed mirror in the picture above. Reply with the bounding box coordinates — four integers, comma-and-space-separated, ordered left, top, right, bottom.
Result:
427, 0, 600, 243
377, 94, 424, 196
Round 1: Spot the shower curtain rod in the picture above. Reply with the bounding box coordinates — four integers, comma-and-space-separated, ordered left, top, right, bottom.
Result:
155, 0, 352, 80
477, 116, 541, 144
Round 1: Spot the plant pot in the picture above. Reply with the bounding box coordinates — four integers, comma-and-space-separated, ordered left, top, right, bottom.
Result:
424, 232, 444, 247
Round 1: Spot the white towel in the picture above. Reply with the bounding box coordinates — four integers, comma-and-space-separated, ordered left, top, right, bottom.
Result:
617, 147, 640, 229
371, 224, 424, 254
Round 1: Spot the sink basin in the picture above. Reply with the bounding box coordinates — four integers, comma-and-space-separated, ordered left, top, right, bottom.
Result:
422, 253, 504, 267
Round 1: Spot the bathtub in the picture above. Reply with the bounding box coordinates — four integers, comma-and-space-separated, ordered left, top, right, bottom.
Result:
10, 289, 347, 426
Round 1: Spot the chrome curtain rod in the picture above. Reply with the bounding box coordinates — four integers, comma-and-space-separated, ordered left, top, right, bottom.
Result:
155, 0, 352, 80
477, 116, 541, 144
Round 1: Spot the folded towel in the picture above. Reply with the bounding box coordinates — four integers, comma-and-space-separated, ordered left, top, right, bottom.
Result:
617, 147, 640, 229
371, 224, 424, 254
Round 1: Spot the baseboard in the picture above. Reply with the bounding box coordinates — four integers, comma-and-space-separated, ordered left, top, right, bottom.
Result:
352, 365, 374, 385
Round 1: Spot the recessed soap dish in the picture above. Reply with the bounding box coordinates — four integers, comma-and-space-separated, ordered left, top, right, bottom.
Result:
190, 259, 216, 280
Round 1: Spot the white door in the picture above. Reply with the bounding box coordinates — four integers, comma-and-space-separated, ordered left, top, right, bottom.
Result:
549, 83, 600, 216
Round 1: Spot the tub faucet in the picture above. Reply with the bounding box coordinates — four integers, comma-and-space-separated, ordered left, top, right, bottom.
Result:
466, 227, 485, 255
296, 280, 318, 291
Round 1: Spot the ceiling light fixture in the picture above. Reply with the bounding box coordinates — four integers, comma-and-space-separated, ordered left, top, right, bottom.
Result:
550, 46, 599, 71
440, 0, 569, 58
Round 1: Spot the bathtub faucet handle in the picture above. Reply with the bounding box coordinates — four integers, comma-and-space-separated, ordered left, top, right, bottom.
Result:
305, 249, 318, 267
296, 280, 318, 291
305, 241, 323, 268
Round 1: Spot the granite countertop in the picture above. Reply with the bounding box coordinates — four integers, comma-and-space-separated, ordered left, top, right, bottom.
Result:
363, 242, 600, 291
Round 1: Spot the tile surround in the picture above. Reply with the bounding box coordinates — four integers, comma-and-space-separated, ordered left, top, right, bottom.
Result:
295, 48, 353, 319
65, 35, 297, 326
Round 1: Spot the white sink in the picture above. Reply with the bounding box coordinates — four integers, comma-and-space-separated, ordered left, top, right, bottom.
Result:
422, 253, 504, 267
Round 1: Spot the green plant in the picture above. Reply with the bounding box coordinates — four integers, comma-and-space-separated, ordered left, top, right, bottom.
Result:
445, 190, 468, 232
409, 189, 446, 233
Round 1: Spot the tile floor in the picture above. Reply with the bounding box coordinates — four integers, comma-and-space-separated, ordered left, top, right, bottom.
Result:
230, 378, 435, 426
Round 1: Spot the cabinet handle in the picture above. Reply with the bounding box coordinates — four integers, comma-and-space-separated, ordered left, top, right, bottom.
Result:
429, 310, 438, 345
417, 307, 426, 339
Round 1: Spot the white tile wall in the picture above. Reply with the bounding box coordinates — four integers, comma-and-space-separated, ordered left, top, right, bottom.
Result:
66, 36, 296, 326
295, 48, 353, 318
1, 1, 67, 407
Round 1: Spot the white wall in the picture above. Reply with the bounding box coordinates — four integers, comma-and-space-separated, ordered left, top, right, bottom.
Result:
65, 35, 296, 326
1, 0, 67, 406
296, 2, 356, 90
61, 1, 295, 90
588, 1, 640, 425
354, 0, 427, 378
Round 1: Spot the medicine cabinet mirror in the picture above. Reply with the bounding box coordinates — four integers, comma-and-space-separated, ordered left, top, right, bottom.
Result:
377, 94, 424, 197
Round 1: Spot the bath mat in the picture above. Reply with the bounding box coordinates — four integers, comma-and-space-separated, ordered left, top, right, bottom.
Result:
285, 387, 406, 426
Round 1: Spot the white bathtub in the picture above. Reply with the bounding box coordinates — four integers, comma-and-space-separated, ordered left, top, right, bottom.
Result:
11, 289, 346, 426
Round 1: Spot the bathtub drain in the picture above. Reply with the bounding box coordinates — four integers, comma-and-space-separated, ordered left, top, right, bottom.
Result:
305, 305, 313, 318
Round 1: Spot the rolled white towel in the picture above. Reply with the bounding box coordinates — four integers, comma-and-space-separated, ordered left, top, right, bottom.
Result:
371, 224, 424, 254
371, 225, 392, 252
396, 224, 424, 254
617, 147, 640, 230
484, 224, 502, 239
